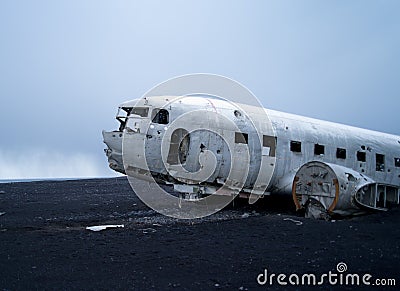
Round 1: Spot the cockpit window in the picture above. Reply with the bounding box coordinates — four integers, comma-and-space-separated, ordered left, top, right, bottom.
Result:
152, 109, 169, 124
115, 107, 148, 131
131, 107, 149, 117
117, 107, 132, 117
116, 107, 132, 131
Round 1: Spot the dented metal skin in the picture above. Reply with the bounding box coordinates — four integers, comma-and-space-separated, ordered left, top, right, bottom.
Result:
103, 95, 400, 218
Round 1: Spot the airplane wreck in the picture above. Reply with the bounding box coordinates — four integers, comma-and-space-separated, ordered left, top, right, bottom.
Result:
103, 95, 400, 219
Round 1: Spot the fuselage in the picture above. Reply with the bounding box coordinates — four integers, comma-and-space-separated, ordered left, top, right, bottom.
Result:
103, 95, 400, 217
268, 109, 400, 192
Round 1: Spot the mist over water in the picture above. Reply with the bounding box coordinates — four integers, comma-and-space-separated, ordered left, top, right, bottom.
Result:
0, 149, 118, 180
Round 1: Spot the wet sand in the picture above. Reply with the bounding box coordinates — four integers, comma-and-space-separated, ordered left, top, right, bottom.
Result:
0, 177, 399, 290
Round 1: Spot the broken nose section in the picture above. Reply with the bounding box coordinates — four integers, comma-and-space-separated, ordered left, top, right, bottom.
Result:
102, 130, 125, 174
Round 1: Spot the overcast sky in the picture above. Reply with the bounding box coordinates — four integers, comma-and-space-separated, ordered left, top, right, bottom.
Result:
1, 0, 399, 179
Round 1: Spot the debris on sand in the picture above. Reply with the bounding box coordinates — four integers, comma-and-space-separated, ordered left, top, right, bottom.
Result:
283, 218, 303, 226
241, 213, 250, 218
142, 228, 157, 234
0, 212, 6, 216
0, 191, 5, 194
86, 224, 124, 232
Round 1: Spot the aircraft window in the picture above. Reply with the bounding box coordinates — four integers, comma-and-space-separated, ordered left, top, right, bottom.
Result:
263, 135, 277, 157
290, 141, 302, 153
152, 109, 169, 124
116, 107, 133, 131
117, 107, 132, 116
336, 148, 347, 159
234, 110, 242, 117
314, 144, 325, 155
357, 151, 366, 162
235, 132, 248, 144
395, 158, 400, 167
376, 154, 385, 172
131, 107, 149, 117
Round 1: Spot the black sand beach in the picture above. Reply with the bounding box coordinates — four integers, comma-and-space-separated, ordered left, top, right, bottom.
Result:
0, 177, 399, 290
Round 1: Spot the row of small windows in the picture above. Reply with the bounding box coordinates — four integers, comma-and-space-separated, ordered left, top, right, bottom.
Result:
232, 136, 400, 170
290, 140, 400, 171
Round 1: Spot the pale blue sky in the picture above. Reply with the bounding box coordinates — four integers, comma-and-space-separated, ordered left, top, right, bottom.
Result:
1, 0, 399, 178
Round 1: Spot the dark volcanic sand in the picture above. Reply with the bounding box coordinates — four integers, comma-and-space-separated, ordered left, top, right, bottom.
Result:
0, 177, 399, 290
